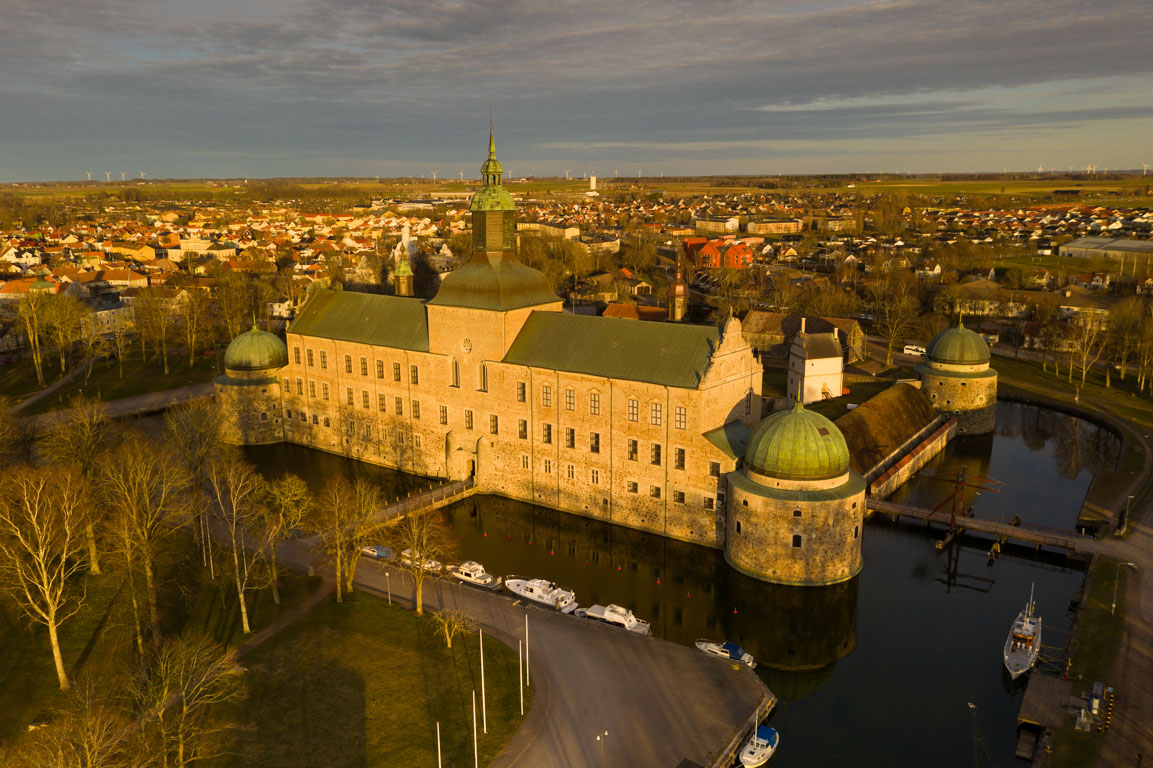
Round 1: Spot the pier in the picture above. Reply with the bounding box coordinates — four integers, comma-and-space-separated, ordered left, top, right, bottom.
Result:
866, 498, 1098, 554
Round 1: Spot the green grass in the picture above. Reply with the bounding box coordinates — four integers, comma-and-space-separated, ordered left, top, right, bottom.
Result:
25, 352, 222, 414
0, 358, 53, 400
1048, 557, 1129, 768
994, 356, 1153, 432
230, 593, 529, 768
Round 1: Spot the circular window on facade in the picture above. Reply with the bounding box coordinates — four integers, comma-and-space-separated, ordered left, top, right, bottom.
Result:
463, 338, 473, 353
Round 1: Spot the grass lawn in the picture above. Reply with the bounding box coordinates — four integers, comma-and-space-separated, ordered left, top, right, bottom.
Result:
25, 353, 222, 414
1048, 557, 1129, 768
0, 357, 53, 400
232, 593, 529, 768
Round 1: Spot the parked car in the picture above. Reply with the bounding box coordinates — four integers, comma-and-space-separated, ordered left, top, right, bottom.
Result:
903, 344, 926, 357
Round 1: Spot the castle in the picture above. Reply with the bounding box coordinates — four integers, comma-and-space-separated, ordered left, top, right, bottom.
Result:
216, 128, 866, 586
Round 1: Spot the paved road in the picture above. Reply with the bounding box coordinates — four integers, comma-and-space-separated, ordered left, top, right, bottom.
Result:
277, 539, 770, 768
23, 382, 214, 431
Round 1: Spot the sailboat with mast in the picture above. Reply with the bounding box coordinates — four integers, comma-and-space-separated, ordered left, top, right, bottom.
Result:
1003, 584, 1042, 680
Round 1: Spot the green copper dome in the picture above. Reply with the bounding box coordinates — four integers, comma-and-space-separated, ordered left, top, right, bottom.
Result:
471, 125, 515, 212
395, 259, 413, 277
745, 403, 850, 481
224, 326, 288, 371
926, 323, 989, 365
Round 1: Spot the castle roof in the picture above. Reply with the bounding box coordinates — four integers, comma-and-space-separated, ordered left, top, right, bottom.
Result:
744, 402, 850, 481
926, 322, 989, 365
288, 288, 429, 351
224, 326, 289, 371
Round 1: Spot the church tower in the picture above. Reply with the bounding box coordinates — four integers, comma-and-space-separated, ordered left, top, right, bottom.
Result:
668, 262, 688, 321
394, 258, 414, 297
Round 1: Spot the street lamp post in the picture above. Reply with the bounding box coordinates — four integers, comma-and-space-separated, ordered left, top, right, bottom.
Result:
1112, 562, 1137, 615
596, 730, 608, 768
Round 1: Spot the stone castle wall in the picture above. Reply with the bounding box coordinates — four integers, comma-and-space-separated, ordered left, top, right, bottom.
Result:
921, 371, 997, 435
869, 417, 958, 499
215, 373, 284, 445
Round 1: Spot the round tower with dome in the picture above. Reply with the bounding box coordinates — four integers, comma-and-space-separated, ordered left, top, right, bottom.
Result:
214, 326, 289, 445
916, 320, 997, 434
725, 402, 865, 586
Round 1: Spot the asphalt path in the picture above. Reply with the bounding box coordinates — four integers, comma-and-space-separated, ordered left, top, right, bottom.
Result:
277, 539, 770, 768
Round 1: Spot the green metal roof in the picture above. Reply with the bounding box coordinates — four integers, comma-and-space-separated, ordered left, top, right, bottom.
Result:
288, 288, 429, 351
926, 324, 989, 365
469, 185, 515, 212
729, 466, 864, 502
394, 259, 413, 277
704, 421, 752, 460
503, 313, 719, 389
223, 326, 288, 371
745, 402, 850, 481
427, 253, 560, 311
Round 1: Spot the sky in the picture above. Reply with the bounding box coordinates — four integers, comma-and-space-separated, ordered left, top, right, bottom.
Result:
2, 0, 1151, 181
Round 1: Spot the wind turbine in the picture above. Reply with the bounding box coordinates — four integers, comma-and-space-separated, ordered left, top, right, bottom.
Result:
613, 168, 619, 178
139, 171, 146, 179
85, 171, 92, 181
459, 169, 465, 181
1037, 164, 1044, 174
1144, 163, 1150, 176
120, 171, 126, 181
637, 169, 642, 178
104, 172, 111, 182
563, 169, 571, 180
431, 170, 439, 181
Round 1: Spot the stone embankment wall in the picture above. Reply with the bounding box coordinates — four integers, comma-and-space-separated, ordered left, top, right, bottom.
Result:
869, 417, 959, 499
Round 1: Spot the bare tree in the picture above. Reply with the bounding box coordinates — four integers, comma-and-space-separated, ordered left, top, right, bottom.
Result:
6, 680, 129, 768
0, 395, 19, 469
44, 295, 91, 375
214, 272, 254, 340
0, 467, 89, 690
206, 458, 268, 635
164, 398, 226, 575
1069, 314, 1106, 386
98, 437, 191, 645
343, 476, 382, 596
40, 396, 113, 574
132, 636, 241, 768
432, 607, 474, 649
392, 508, 441, 617
110, 319, 132, 380
310, 476, 354, 604
1106, 297, 1145, 385
869, 279, 920, 365
135, 289, 175, 375
17, 289, 50, 386
262, 473, 311, 605
178, 288, 212, 369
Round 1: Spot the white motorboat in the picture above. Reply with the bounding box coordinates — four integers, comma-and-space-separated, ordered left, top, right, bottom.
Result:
695, 639, 757, 668
1003, 584, 1042, 680
446, 560, 502, 590
360, 545, 393, 560
504, 577, 578, 613
739, 724, 779, 767
575, 604, 652, 635
400, 549, 442, 573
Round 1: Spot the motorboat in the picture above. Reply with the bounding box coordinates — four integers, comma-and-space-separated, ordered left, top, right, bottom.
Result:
504, 577, 578, 613
446, 560, 502, 590
739, 724, 779, 767
360, 545, 393, 560
1003, 584, 1042, 680
695, 639, 757, 669
575, 604, 652, 635
400, 549, 443, 573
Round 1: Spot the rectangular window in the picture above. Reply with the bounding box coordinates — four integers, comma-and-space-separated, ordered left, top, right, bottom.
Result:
307, 349, 314, 367
542, 385, 552, 407
627, 439, 637, 461
361, 391, 369, 409
673, 490, 685, 504
300, 411, 306, 422
566, 464, 575, 480
565, 428, 575, 449
745, 392, 752, 415
414, 434, 421, 450
479, 364, 488, 392
650, 485, 661, 499
410, 365, 419, 385
293, 346, 301, 364
490, 415, 499, 435
517, 381, 526, 402
709, 461, 721, 477
792, 534, 802, 548
286, 408, 292, 418
465, 410, 473, 430
704, 497, 714, 510
589, 392, 600, 415
378, 393, 387, 412
542, 424, 552, 444
309, 381, 317, 398
320, 351, 327, 369
412, 401, 420, 420
451, 360, 460, 388
439, 405, 448, 425
376, 360, 384, 379
395, 396, 403, 416
674, 448, 685, 470
591, 469, 600, 484
344, 354, 352, 373
296, 378, 303, 395
650, 443, 662, 466
321, 382, 329, 400
284, 378, 290, 391
521, 455, 530, 469
312, 414, 319, 425
393, 362, 401, 382
627, 398, 638, 422
323, 416, 330, 427
590, 432, 600, 454
627, 481, 638, 494
360, 357, 368, 376
675, 405, 686, 430
518, 419, 528, 439
346, 387, 354, 406
565, 389, 575, 411
650, 403, 662, 426
544, 459, 552, 474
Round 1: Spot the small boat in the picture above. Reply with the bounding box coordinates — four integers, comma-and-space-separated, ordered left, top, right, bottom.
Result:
1003, 584, 1042, 680
446, 560, 502, 590
739, 724, 779, 767
400, 549, 443, 573
360, 545, 393, 560
695, 639, 757, 669
504, 577, 578, 613
574, 604, 652, 635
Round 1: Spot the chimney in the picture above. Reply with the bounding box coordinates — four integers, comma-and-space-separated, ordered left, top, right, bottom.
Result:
834, 327, 839, 340
800, 317, 806, 334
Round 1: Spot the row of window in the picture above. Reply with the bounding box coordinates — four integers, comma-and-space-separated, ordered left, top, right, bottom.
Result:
294, 347, 420, 385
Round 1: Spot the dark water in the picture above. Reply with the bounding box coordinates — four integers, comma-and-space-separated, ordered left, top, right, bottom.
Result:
242, 401, 1118, 768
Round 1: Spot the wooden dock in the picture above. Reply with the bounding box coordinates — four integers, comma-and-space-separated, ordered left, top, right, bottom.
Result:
867, 498, 1099, 554
1015, 675, 1074, 762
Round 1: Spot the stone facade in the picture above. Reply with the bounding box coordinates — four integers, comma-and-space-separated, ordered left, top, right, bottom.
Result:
919, 369, 996, 434
216, 369, 285, 445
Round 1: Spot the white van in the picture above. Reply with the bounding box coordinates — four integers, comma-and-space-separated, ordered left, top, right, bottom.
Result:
903, 344, 927, 357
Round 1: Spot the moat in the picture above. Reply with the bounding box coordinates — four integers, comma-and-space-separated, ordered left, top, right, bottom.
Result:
243, 401, 1120, 767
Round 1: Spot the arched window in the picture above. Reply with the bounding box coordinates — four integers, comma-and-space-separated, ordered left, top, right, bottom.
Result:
791, 534, 802, 548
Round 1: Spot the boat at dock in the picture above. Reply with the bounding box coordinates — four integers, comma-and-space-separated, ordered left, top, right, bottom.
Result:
695, 639, 757, 668
504, 577, 578, 613
1003, 584, 1042, 680
739, 724, 779, 767
400, 549, 443, 573
574, 604, 652, 635
446, 560, 502, 590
